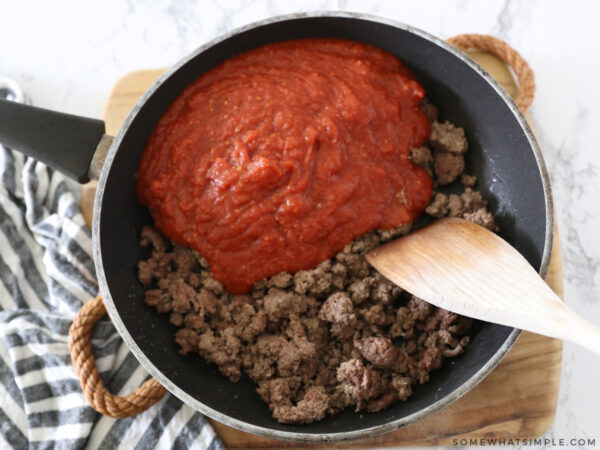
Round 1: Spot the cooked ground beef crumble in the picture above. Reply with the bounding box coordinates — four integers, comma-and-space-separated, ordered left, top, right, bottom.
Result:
137, 100, 496, 424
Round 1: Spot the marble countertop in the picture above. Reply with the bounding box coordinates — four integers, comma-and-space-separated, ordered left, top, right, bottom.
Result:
1, 0, 598, 448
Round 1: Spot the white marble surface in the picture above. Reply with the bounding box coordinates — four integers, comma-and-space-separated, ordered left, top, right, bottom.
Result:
1, 0, 599, 448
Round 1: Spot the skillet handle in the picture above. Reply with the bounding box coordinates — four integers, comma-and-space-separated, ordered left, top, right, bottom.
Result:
0, 98, 107, 183
69, 295, 166, 418
446, 34, 535, 113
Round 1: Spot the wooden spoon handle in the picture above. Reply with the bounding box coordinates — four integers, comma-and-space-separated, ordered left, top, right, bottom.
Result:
518, 285, 600, 355
559, 306, 600, 355
367, 219, 600, 355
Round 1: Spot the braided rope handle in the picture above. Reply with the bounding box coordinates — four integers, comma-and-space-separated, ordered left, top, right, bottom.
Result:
68, 295, 166, 418
69, 34, 535, 419
446, 34, 535, 112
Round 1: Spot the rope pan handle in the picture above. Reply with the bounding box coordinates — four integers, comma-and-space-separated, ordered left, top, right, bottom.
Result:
68, 295, 166, 418
446, 34, 536, 112
70, 34, 535, 418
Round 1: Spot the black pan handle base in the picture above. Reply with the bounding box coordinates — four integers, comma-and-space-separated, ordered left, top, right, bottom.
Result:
0, 98, 107, 183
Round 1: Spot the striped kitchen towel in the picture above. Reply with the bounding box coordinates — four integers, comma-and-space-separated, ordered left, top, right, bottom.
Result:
0, 82, 224, 449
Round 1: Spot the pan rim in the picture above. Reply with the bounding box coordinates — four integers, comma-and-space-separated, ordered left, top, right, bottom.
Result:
93, 11, 554, 443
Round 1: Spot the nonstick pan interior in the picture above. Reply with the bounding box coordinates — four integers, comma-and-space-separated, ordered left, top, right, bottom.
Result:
94, 13, 551, 441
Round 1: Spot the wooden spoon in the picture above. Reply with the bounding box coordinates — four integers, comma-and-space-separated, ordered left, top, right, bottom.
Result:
366, 217, 600, 355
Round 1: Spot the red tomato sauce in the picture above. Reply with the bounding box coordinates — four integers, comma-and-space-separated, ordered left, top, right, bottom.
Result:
137, 39, 432, 294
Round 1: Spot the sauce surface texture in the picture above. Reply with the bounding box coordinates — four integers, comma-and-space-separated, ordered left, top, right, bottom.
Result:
137, 38, 432, 294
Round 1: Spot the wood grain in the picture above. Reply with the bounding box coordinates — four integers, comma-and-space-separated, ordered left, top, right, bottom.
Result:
82, 50, 563, 447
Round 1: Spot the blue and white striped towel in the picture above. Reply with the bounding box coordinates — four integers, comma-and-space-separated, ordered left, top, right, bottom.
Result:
0, 83, 224, 449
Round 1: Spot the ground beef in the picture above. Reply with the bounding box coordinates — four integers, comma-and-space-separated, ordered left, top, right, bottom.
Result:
419, 98, 439, 123
319, 293, 356, 325
410, 146, 433, 172
423, 182, 498, 232
140, 226, 168, 253
448, 194, 464, 217
461, 187, 486, 211
138, 103, 493, 424
461, 173, 477, 187
433, 152, 465, 185
464, 207, 497, 230
272, 386, 330, 424
427, 120, 470, 186
425, 192, 448, 218
354, 337, 407, 371
138, 221, 477, 422
429, 120, 468, 155
337, 358, 383, 403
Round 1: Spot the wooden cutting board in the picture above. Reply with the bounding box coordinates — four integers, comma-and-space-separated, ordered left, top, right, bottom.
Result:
81, 50, 563, 447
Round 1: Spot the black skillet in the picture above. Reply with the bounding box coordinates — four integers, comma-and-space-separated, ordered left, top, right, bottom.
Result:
0, 12, 552, 442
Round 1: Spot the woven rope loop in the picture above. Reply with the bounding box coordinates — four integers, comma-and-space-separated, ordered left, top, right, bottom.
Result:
68, 295, 167, 418
70, 34, 535, 418
446, 34, 535, 112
